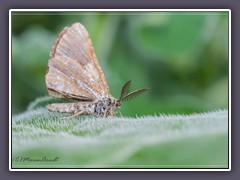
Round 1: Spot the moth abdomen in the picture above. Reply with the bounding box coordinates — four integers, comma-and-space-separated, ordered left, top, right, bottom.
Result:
47, 103, 75, 113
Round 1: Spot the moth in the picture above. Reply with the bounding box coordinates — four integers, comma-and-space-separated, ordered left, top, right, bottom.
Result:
45, 22, 149, 118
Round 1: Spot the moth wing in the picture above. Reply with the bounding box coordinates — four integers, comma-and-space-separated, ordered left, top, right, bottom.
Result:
46, 22, 110, 100
46, 56, 97, 101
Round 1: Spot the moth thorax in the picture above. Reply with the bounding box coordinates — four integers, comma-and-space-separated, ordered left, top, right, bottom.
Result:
94, 97, 115, 116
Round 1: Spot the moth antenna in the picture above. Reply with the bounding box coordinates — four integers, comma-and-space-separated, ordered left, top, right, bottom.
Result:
122, 88, 150, 102
119, 80, 131, 100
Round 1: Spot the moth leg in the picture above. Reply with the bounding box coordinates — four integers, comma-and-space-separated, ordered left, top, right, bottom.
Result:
103, 108, 114, 118
103, 109, 108, 118
103, 109, 109, 117
110, 109, 115, 117
61, 111, 84, 120
115, 110, 122, 117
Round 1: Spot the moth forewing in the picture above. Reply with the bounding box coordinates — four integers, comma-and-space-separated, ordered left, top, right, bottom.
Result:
46, 56, 99, 100
50, 26, 69, 59
46, 22, 110, 99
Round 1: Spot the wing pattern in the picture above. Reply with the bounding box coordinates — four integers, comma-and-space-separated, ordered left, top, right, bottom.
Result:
46, 22, 110, 101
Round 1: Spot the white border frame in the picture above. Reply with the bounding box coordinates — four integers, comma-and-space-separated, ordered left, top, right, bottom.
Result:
9, 9, 231, 171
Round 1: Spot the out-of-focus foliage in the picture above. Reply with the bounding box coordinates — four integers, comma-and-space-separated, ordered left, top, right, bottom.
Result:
12, 12, 229, 116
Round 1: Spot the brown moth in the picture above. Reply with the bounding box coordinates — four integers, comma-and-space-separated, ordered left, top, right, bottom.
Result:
45, 22, 149, 118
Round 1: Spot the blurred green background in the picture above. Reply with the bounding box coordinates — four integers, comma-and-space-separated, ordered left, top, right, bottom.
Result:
12, 11, 229, 116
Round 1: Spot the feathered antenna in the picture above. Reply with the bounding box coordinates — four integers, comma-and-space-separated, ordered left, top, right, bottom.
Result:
115, 80, 149, 108
119, 80, 131, 100
121, 88, 150, 102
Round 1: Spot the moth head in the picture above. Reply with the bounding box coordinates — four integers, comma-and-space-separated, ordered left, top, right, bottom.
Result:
115, 100, 121, 108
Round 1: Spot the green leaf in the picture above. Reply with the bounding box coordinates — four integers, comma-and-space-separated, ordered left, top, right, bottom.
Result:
12, 97, 228, 168
127, 12, 220, 59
